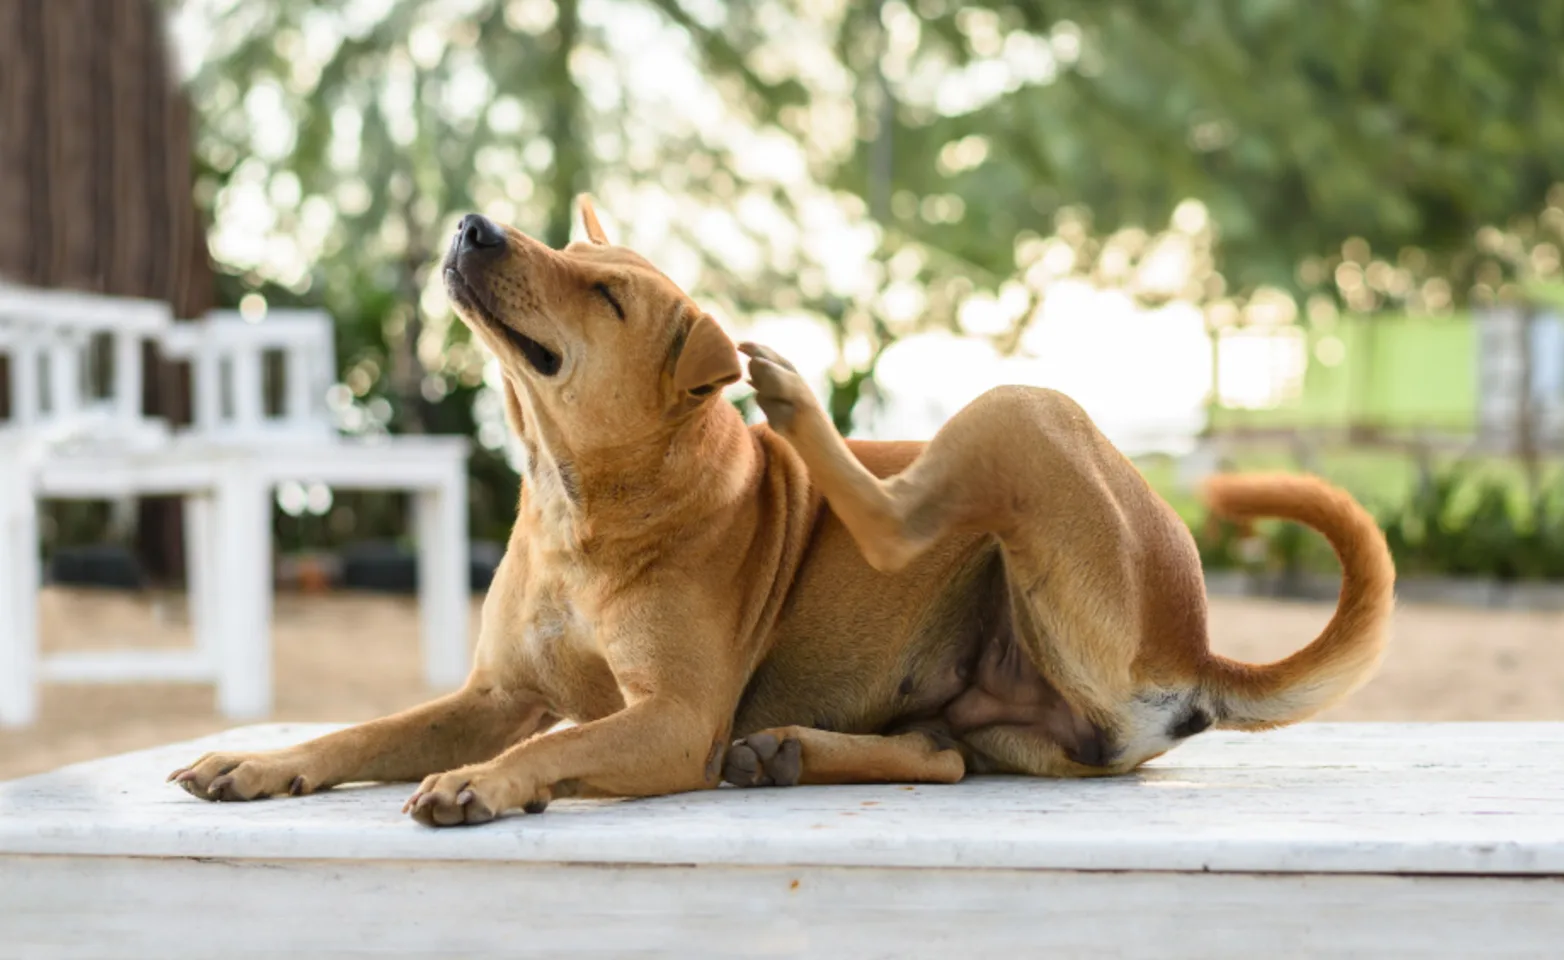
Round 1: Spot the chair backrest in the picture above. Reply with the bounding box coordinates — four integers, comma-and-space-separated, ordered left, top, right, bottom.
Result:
0, 282, 172, 448
159, 309, 338, 444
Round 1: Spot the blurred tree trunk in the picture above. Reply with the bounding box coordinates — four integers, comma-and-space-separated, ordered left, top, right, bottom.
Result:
0, 0, 214, 585
544, 0, 586, 248
824, 0, 897, 437
1350, 317, 1380, 444
391, 189, 435, 434
1517, 302, 1540, 495
1201, 318, 1221, 438
867, 0, 893, 225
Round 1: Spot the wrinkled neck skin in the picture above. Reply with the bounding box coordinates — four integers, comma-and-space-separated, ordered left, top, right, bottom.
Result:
509, 380, 758, 564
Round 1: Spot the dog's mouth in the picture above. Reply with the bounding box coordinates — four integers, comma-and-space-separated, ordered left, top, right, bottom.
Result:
444, 267, 563, 377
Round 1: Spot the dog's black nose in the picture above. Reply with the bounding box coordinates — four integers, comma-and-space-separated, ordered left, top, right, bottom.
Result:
457, 214, 506, 251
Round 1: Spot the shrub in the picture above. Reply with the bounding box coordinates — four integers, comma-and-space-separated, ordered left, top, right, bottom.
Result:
1193, 463, 1564, 581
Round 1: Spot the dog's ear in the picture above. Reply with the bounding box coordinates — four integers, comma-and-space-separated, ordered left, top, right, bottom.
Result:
673, 313, 742, 398
577, 194, 609, 245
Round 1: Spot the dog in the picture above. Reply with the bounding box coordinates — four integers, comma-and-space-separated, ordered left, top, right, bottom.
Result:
169, 198, 1395, 825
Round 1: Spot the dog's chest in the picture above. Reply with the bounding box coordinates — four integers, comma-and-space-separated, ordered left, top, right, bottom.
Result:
479, 520, 629, 721
506, 581, 625, 721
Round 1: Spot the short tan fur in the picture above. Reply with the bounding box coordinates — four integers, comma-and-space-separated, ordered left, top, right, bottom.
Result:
169, 198, 1396, 824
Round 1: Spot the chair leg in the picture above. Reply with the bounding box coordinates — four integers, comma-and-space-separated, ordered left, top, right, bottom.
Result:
183, 493, 219, 668
213, 463, 272, 719
0, 467, 40, 727
415, 463, 469, 690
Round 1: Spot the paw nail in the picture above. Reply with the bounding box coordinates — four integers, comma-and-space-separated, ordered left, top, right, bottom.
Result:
456, 789, 474, 805
289, 776, 307, 796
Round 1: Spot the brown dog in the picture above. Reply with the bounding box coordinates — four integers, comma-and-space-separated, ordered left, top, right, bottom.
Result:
169, 198, 1395, 825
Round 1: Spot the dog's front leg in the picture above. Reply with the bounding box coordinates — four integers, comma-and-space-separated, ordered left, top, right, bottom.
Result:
170, 681, 554, 801
404, 694, 723, 826
404, 606, 734, 826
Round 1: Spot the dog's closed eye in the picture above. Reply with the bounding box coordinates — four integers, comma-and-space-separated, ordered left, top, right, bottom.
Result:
594, 283, 625, 321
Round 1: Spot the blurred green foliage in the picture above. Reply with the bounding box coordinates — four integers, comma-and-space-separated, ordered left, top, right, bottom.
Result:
1380, 463, 1564, 580
859, 0, 1564, 296
169, 0, 1564, 567
1192, 462, 1564, 581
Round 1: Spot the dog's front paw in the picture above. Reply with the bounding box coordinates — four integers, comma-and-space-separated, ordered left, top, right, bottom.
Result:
404, 763, 548, 827
722, 730, 803, 788
168, 750, 319, 802
738, 343, 817, 433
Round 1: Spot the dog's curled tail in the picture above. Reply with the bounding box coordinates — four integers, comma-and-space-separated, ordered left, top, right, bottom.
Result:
1198, 474, 1395, 731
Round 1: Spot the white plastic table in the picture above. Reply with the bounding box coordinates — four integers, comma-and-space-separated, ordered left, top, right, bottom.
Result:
2, 723, 1561, 958
0, 435, 469, 726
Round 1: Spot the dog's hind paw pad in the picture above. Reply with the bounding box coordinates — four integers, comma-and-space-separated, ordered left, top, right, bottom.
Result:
722, 732, 802, 788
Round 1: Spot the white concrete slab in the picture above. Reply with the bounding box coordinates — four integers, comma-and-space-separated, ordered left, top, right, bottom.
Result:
4, 722, 1563, 874
2, 723, 1562, 958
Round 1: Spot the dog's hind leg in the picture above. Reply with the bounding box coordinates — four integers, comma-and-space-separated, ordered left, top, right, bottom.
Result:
721, 726, 966, 787
743, 343, 1174, 751
741, 343, 985, 572
743, 343, 1097, 575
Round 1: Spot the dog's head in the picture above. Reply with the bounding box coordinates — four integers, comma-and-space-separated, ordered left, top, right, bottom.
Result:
442, 196, 741, 454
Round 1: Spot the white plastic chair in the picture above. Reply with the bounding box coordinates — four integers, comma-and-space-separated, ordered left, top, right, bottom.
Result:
159, 308, 473, 695
160, 309, 337, 445
0, 283, 170, 449
0, 284, 232, 726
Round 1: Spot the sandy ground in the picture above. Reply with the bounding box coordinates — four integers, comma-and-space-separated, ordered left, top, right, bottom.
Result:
3, 586, 1561, 781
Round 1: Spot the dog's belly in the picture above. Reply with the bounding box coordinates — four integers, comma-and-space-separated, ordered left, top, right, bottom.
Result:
732, 509, 990, 736
733, 511, 1115, 772
731, 501, 1086, 740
